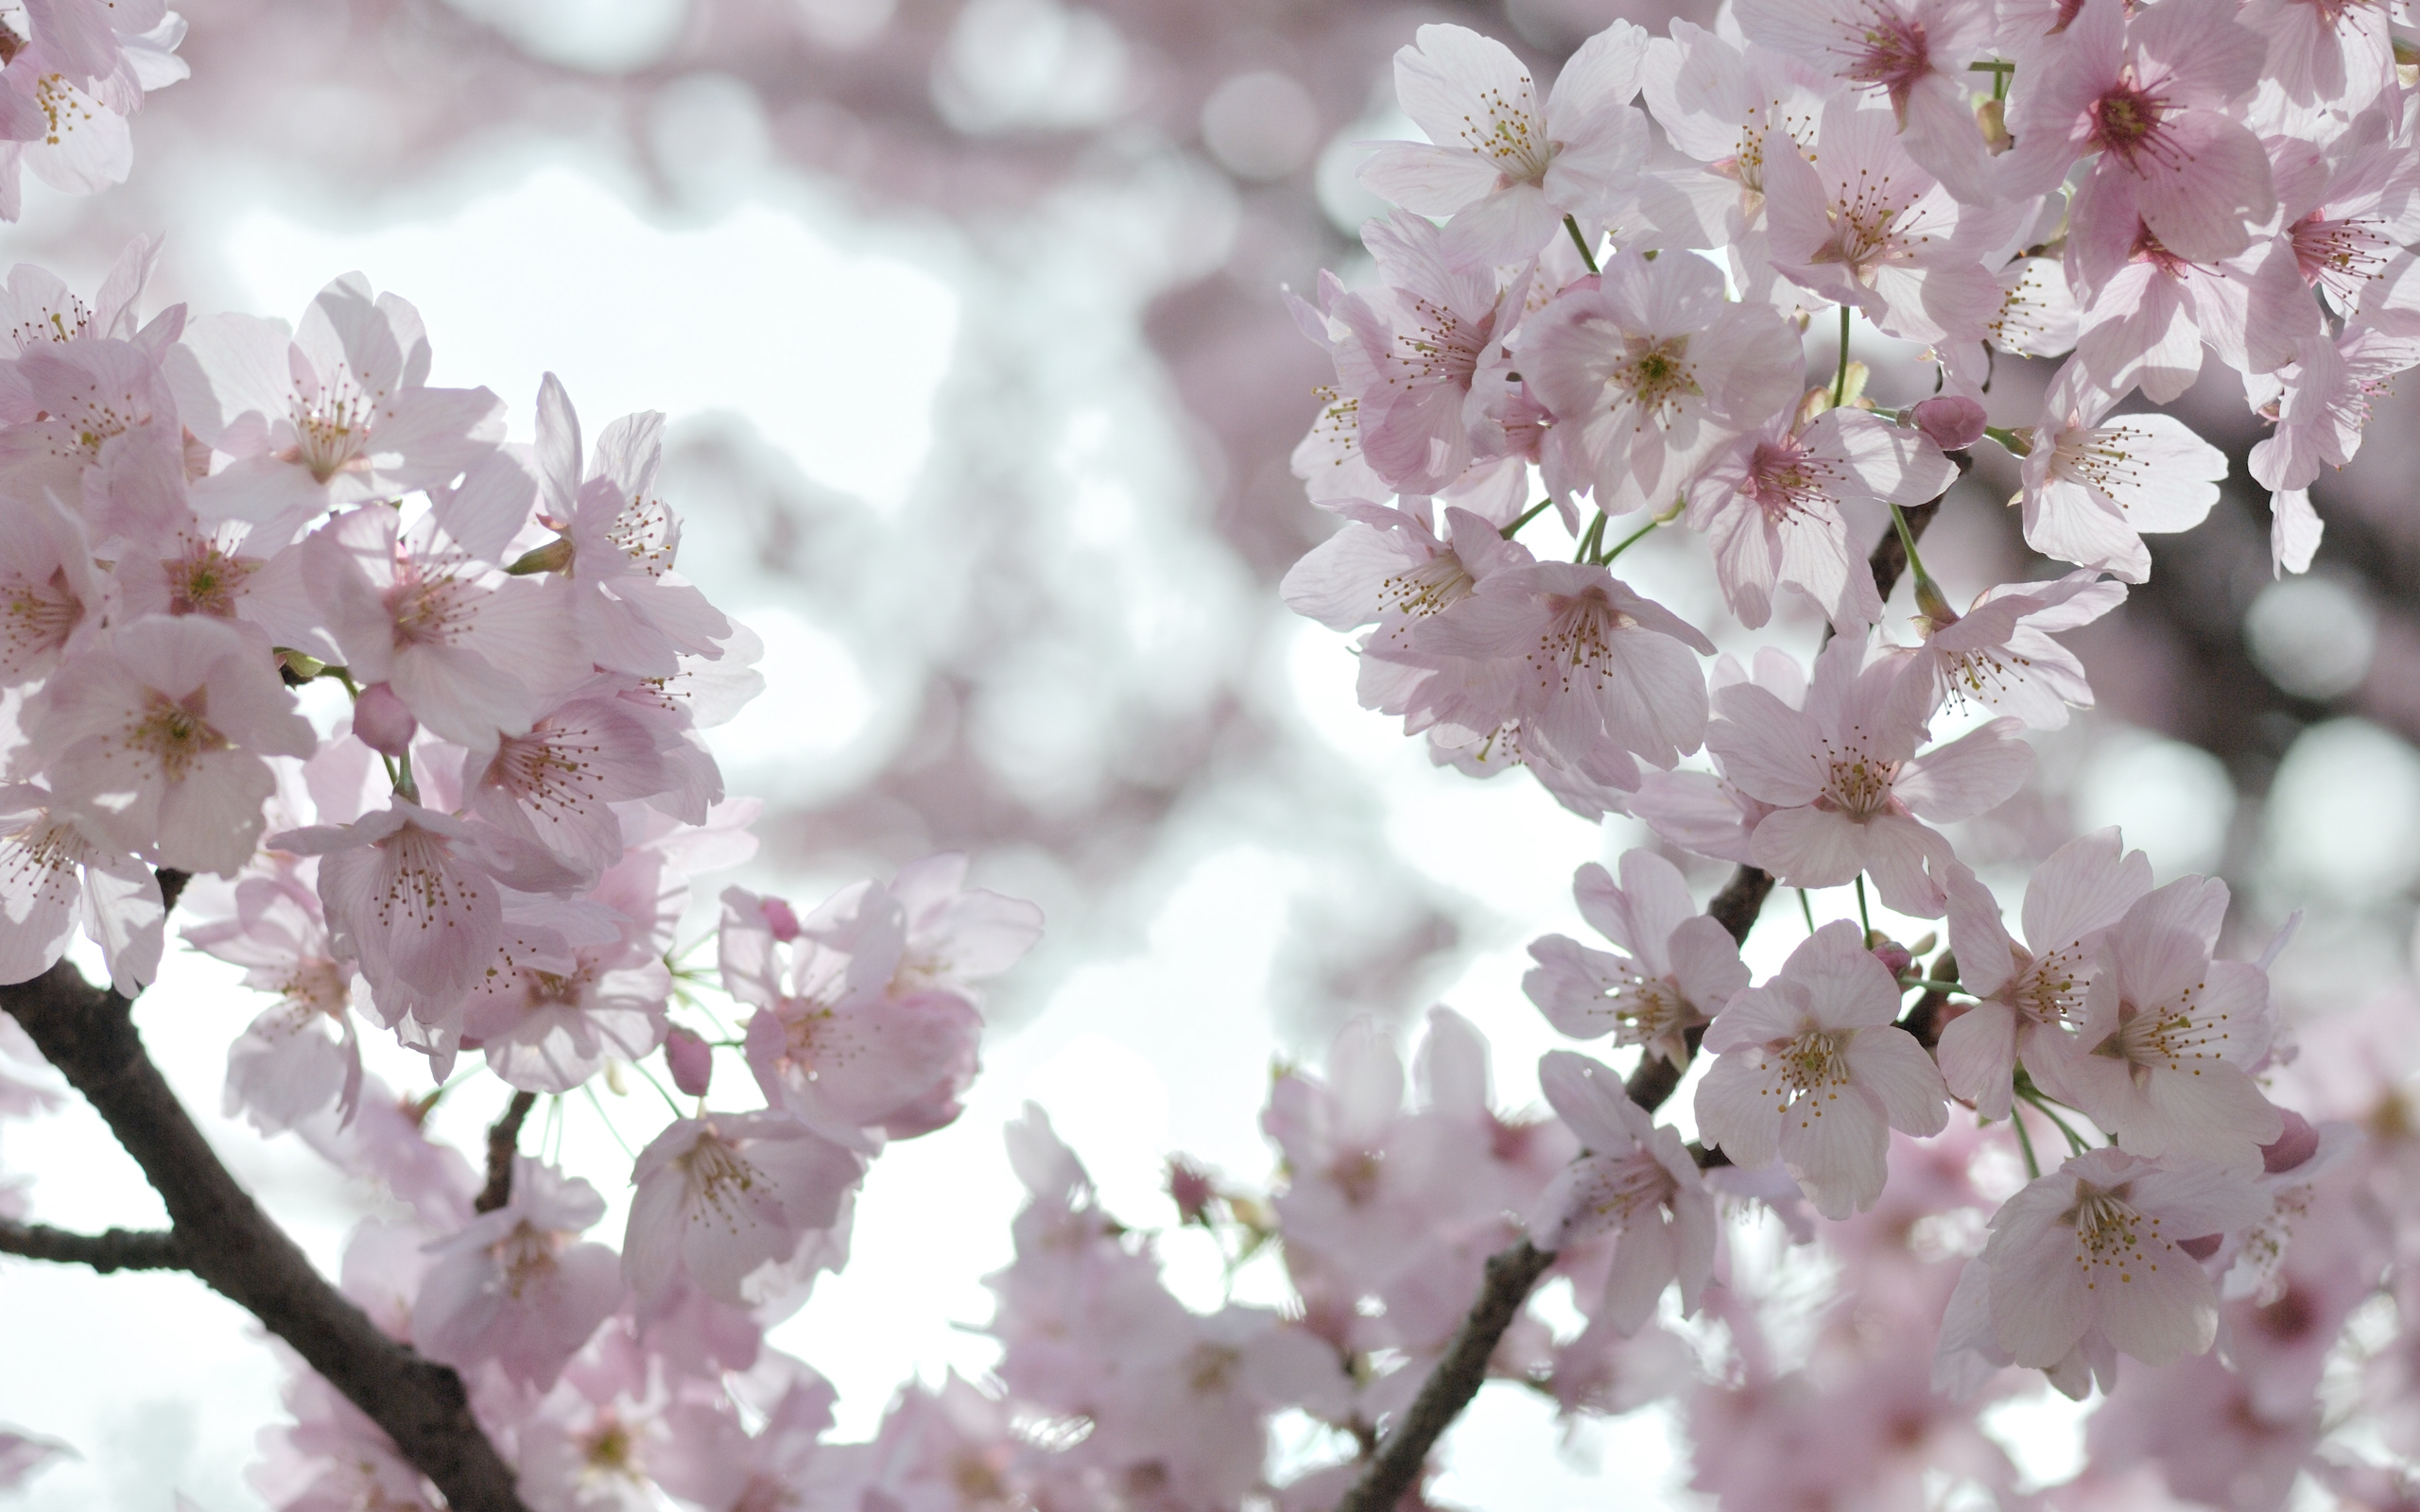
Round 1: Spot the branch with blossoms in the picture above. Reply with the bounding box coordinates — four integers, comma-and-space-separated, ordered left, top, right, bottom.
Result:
7, 0, 2420, 1509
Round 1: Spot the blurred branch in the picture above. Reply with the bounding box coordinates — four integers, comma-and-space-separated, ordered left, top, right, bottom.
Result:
475, 1091, 539, 1214
0, 959, 531, 1512
1328, 1239, 1558, 1512
0, 1218, 183, 1272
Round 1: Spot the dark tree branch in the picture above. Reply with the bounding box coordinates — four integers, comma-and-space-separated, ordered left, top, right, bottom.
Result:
1326, 463, 1945, 1512
475, 1091, 539, 1214
0, 1218, 184, 1272
0, 960, 530, 1512
1328, 1239, 1559, 1512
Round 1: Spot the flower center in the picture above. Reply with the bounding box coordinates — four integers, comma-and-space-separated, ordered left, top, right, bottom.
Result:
1615, 335, 1702, 421
0, 566, 80, 665
1818, 747, 1899, 818
130, 688, 231, 780
1747, 438, 1838, 523
1451, 75, 1551, 183
1530, 587, 1636, 694
2060, 1182, 2167, 1286
2085, 72, 2178, 171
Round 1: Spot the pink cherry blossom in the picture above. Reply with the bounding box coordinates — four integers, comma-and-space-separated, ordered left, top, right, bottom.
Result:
0, 494, 101, 686
623, 1112, 863, 1312
1760, 100, 2026, 346
1530, 1050, 1715, 1331
304, 503, 586, 747
2247, 325, 2420, 495
1687, 401, 1957, 630
461, 875, 672, 1096
1937, 829, 2155, 1121
1904, 569, 2126, 730
411, 1156, 621, 1392
528, 375, 732, 679
1703, 633, 2032, 917
1358, 22, 1651, 271
186, 867, 366, 1133
166, 273, 504, 528
1416, 559, 1715, 770
271, 799, 576, 1034
1525, 249, 1802, 517
2069, 221, 2315, 403
2002, 0, 2275, 265
1967, 1147, 2269, 1383
0, 335, 184, 541
458, 687, 671, 884
16, 612, 313, 874
1732, 0, 1999, 201
1524, 849, 1749, 1067
2014, 363, 2227, 582
1326, 211, 1529, 494
2029, 875, 2286, 1174
1696, 920, 1947, 1219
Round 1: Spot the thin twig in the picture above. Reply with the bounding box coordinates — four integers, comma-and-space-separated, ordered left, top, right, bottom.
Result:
0, 1218, 184, 1273
474, 1091, 539, 1214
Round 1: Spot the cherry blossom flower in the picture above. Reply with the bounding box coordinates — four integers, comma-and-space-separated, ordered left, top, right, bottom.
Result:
2013, 363, 2227, 582
186, 867, 365, 1133
458, 688, 671, 884
1937, 829, 2154, 1120
2001, 0, 2274, 265
1359, 22, 1651, 271
166, 274, 504, 528
1416, 559, 1715, 771
16, 613, 313, 874
304, 503, 586, 747
623, 1112, 864, 1312
270, 799, 577, 1033
527, 375, 732, 679
1530, 1050, 1715, 1332
651, 1364, 836, 1512
1733, 0, 1998, 201
2069, 222, 2315, 403
461, 873, 673, 1096
1956, 1148, 2269, 1389
1701, 633, 2031, 917
2247, 325, 2420, 496
1325, 211, 1529, 494
1760, 100, 2026, 346
0, 494, 101, 686
1525, 249, 1802, 517
411, 1157, 621, 1392
1696, 919, 1948, 1218
1524, 849, 1749, 1067
1687, 400, 1957, 630
1903, 569, 2126, 730
2029, 875, 2286, 1175
0, 335, 183, 541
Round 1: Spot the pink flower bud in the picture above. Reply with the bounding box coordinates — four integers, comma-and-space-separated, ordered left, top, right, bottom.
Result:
2260, 1108, 2321, 1175
1167, 1157, 1217, 1224
352, 681, 418, 758
2176, 1232, 2224, 1261
664, 1026, 713, 1098
761, 897, 801, 942
1909, 395, 1988, 452
1870, 941, 1913, 978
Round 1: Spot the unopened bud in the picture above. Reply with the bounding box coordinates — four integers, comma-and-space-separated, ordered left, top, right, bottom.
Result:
1977, 97, 2012, 155
665, 1026, 714, 1098
2260, 1108, 2322, 1175
1167, 1157, 1218, 1224
1909, 394, 1989, 453
353, 682, 418, 758
1871, 939, 1913, 977
2176, 1233, 2224, 1261
762, 897, 801, 942
505, 535, 575, 576
1914, 574, 1959, 630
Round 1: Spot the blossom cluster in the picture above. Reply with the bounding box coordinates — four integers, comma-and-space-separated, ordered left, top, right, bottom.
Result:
4, 1, 2420, 1510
